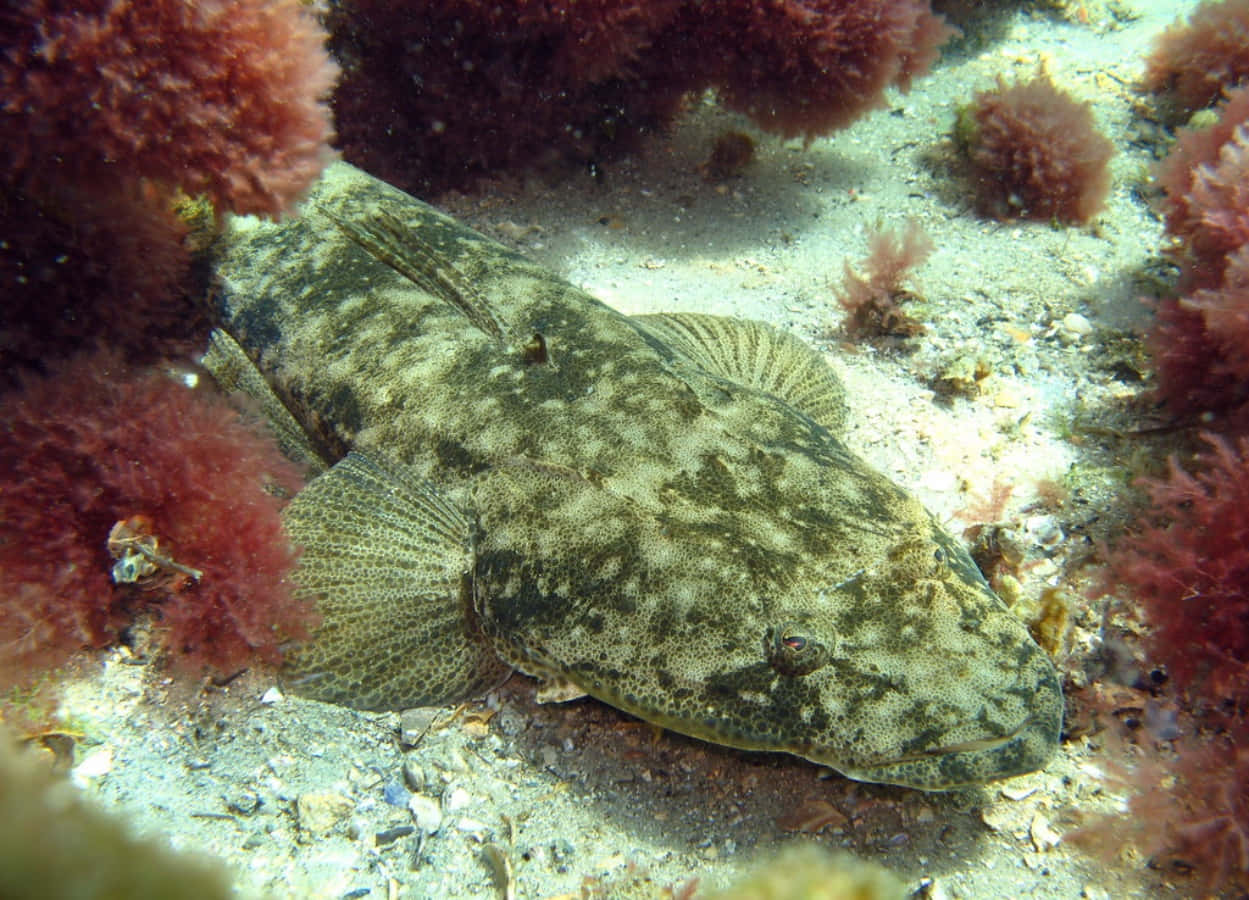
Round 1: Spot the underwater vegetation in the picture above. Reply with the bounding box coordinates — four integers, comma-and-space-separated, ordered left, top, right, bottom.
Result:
0, 0, 338, 379
0, 1, 334, 701
1142, 0, 1249, 118
1108, 434, 1249, 700
0, 0, 954, 382
0, 730, 235, 900
1086, 0, 1249, 891
0, 350, 311, 693
1, 0, 336, 217
1150, 85, 1249, 428
4, 0, 1249, 892
0, 184, 200, 390
1096, 435, 1249, 891
836, 220, 934, 339
957, 70, 1115, 224
326, 0, 957, 194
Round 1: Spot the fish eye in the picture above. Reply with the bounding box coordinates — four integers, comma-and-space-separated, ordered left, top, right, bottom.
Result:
767, 623, 829, 677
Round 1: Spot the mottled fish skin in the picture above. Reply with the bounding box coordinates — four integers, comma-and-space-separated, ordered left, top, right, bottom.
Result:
210, 162, 1062, 790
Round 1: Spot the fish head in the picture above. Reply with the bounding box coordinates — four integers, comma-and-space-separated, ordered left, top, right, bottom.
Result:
749, 507, 1062, 790
636, 494, 1063, 791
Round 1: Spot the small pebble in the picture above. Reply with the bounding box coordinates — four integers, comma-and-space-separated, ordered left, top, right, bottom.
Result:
494, 706, 529, 737
1024, 514, 1064, 551
401, 760, 426, 793
408, 793, 443, 833
444, 786, 471, 811
1063, 312, 1093, 336
979, 803, 1020, 834
375, 824, 415, 846
296, 792, 354, 834
916, 877, 952, 900
226, 791, 262, 816
383, 780, 411, 808
1056, 312, 1094, 345
1000, 785, 1038, 801
71, 746, 112, 787
551, 839, 575, 863
1030, 813, 1061, 851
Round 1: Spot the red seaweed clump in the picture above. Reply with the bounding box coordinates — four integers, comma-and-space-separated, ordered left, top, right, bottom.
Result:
328, 0, 955, 195
0, 0, 338, 383
1146, 295, 1238, 424
0, 350, 313, 689
960, 71, 1114, 224
0, 184, 200, 392
690, 0, 954, 138
1143, 0, 1249, 118
1108, 435, 1249, 693
2, 0, 337, 217
1094, 72, 1249, 891
837, 220, 934, 338
327, 0, 686, 197
1150, 87, 1249, 428
1098, 434, 1249, 890
1156, 87, 1249, 291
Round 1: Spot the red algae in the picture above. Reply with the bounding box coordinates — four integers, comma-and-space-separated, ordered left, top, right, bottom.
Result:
1150, 87, 1249, 428
963, 71, 1114, 224
0, 350, 313, 687
329, 0, 954, 194
2, 0, 337, 216
1095, 434, 1249, 891
837, 220, 934, 338
1144, 0, 1249, 117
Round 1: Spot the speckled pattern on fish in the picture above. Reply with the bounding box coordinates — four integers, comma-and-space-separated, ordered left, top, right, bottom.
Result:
207, 162, 1062, 790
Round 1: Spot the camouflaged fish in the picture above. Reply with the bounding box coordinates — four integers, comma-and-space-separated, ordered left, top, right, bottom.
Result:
205, 161, 1062, 790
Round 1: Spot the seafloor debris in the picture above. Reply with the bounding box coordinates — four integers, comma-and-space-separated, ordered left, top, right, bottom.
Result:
107, 515, 203, 592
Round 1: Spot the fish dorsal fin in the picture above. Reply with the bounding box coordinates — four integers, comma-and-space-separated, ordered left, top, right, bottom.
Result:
281, 452, 510, 710
634, 312, 848, 434
201, 329, 331, 475
326, 207, 509, 346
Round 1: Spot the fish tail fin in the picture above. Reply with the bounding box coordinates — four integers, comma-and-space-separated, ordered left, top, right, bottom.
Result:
281, 452, 509, 710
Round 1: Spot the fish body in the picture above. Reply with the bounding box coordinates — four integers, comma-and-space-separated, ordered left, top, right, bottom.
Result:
208, 162, 1062, 790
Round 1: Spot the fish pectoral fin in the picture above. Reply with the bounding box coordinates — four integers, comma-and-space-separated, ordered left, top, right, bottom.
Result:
281, 452, 510, 711
201, 328, 332, 475
632, 312, 848, 435
534, 677, 588, 704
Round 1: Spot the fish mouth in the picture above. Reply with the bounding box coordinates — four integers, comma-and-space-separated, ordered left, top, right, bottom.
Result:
831, 657, 1066, 791
910, 727, 1025, 759
835, 704, 1062, 791
834, 733, 1039, 788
